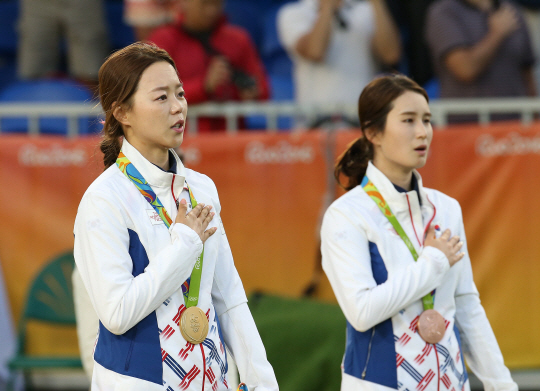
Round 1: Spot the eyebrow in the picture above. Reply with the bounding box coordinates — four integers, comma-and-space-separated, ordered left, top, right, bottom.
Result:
150, 83, 184, 93
400, 111, 431, 117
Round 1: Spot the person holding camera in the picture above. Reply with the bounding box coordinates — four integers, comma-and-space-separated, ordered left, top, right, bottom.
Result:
148, 0, 270, 132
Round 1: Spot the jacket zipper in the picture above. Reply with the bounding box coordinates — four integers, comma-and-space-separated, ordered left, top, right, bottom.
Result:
361, 327, 376, 379
200, 344, 206, 391
125, 324, 138, 371
434, 344, 441, 391
421, 194, 440, 391
405, 194, 422, 247
171, 175, 179, 207
421, 195, 437, 245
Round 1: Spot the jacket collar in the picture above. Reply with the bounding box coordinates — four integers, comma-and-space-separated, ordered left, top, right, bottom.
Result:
365, 161, 432, 214
365, 161, 436, 249
120, 138, 186, 189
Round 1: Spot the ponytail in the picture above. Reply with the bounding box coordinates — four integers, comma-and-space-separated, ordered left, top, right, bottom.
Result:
334, 137, 373, 191
99, 107, 124, 169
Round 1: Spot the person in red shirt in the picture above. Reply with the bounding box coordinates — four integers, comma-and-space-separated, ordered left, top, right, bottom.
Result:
148, 0, 270, 132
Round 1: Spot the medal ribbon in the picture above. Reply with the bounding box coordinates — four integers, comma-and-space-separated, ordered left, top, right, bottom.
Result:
116, 151, 204, 308
361, 176, 434, 310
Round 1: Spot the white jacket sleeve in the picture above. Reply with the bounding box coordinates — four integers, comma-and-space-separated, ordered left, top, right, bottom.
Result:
453, 201, 517, 391
72, 266, 98, 380
321, 204, 450, 332
277, 3, 313, 54
211, 216, 278, 391
73, 190, 203, 335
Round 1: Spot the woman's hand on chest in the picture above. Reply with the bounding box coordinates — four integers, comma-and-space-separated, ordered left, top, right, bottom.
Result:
176, 199, 218, 243
424, 225, 464, 267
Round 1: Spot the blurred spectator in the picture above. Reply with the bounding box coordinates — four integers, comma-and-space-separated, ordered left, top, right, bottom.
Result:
516, 0, 540, 94
124, 0, 179, 41
148, 0, 270, 132
426, 0, 536, 102
17, 0, 109, 87
277, 0, 401, 128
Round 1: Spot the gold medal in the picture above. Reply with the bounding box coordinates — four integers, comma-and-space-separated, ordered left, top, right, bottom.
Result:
417, 309, 446, 344
180, 306, 209, 345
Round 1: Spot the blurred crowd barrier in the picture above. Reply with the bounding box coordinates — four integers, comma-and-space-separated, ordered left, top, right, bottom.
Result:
0, 121, 539, 368
2, 98, 540, 134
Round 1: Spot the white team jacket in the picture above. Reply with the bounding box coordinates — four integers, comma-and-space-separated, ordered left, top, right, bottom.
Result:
74, 139, 278, 391
321, 162, 517, 391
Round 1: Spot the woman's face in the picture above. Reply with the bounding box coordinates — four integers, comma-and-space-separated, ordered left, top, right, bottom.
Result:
120, 61, 187, 156
370, 90, 433, 176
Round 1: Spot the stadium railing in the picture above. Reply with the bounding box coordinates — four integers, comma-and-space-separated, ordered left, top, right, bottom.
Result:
0, 98, 539, 136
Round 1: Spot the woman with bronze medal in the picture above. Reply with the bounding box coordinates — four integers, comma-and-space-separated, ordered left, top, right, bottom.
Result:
74, 42, 278, 391
321, 75, 517, 391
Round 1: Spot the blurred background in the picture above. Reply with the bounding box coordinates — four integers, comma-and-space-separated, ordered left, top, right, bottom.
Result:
1, 0, 540, 390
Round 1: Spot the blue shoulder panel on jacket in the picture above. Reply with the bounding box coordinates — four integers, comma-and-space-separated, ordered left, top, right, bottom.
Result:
343, 242, 397, 389
94, 229, 163, 385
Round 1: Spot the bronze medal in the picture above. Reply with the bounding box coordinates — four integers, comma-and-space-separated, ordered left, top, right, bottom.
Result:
417, 309, 446, 344
180, 306, 209, 345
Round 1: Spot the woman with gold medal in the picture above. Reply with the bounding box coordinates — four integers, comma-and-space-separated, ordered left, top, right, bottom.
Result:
74, 42, 278, 391
321, 74, 517, 391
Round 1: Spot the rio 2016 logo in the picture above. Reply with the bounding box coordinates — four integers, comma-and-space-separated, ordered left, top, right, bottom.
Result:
245, 141, 314, 164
